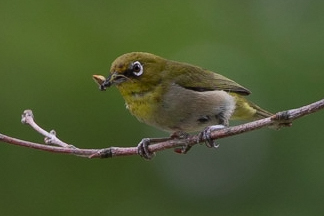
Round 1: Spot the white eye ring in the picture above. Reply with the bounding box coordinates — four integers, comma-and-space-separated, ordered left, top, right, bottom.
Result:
132, 61, 143, 76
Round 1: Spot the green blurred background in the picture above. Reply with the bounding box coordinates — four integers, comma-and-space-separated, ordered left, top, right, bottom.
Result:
1, 0, 324, 215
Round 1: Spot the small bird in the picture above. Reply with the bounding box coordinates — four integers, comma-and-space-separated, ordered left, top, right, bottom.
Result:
93, 52, 272, 159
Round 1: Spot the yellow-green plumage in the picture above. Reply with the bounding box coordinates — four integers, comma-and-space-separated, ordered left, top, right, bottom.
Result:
95, 52, 272, 133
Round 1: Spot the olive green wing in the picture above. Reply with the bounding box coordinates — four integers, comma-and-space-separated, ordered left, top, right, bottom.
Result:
170, 62, 251, 95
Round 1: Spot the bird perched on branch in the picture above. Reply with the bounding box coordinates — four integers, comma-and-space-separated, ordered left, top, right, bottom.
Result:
93, 52, 272, 159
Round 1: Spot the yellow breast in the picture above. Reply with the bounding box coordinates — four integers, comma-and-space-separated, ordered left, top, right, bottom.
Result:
117, 82, 164, 125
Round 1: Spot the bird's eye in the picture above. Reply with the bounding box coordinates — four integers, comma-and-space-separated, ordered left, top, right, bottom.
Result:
132, 61, 143, 76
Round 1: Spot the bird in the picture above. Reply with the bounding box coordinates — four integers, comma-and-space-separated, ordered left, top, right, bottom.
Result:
93, 52, 273, 159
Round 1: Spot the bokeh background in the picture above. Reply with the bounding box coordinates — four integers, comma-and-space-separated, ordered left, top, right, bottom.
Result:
1, 0, 324, 215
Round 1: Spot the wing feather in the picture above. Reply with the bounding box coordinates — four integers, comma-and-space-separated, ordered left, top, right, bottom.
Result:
166, 61, 251, 95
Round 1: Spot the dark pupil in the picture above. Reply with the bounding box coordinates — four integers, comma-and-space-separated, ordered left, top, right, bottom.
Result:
133, 63, 141, 72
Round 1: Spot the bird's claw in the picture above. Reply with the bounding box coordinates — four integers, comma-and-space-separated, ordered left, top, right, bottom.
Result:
170, 131, 192, 154
137, 138, 156, 160
199, 125, 225, 148
174, 145, 192, 154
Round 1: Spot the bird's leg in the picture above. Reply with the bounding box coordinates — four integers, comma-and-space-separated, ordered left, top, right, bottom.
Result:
170, 131, 192, 154
199, 125, 225, 148
137, 137, 172, 160
137, 131, 192, 159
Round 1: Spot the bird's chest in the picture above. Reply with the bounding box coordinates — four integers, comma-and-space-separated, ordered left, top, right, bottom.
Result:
120, 85, 164, 124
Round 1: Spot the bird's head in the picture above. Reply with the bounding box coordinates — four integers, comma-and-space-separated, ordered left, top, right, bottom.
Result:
93, 52, 167, 94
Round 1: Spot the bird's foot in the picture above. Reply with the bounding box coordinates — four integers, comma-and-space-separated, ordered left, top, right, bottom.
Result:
199, 125, 225, 148
171, 131, 191, 154
137, 138, 156, 160
137, 131, 193, 159
137, 136, 175, 160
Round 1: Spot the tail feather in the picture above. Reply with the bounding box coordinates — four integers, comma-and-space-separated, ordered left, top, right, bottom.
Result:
248, 101, 273, 119
231, 95, 273, 120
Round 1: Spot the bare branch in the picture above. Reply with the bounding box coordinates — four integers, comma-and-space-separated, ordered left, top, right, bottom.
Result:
1, 98, 323, 159
21, 110, 76, 148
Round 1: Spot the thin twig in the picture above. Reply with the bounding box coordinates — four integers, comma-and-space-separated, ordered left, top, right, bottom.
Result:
0, 98, 323, 159
21, 110, 76, 148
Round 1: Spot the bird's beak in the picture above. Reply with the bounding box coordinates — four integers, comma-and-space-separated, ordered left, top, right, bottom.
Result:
92, 72, 127, 91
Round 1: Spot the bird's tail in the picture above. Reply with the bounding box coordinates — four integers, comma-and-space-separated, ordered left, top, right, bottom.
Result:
231, 95, 273, 120
248, 100, 273, 119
